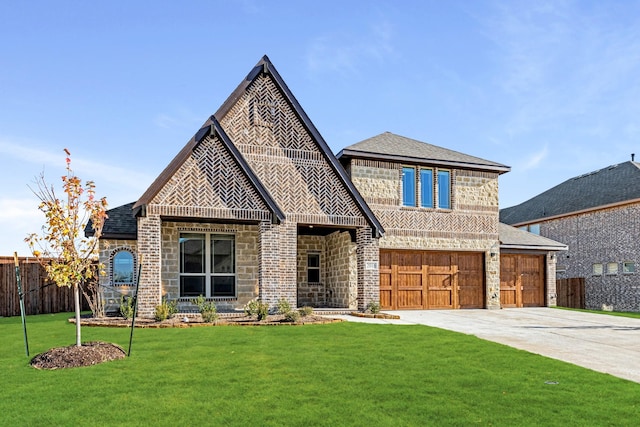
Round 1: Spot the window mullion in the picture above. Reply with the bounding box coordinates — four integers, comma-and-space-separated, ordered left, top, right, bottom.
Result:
205, 234, 212, 298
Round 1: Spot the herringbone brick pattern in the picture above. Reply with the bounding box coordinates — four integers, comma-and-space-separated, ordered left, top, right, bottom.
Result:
150, 134, 272, 221
219, 74, 364, 225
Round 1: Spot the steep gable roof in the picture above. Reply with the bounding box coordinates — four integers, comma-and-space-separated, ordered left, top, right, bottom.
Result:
500, 161, 640, 225
337, 132, 510, 174
134, 56, 383, 236
134, 117, 285, 224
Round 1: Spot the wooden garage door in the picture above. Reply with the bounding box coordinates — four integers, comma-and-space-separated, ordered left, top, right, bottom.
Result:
500, 254, 545, 308
380, 250, 484, 310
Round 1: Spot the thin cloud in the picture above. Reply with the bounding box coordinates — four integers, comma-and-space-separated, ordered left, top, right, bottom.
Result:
0, 138, 153, 192
521, 145, 549, 170
153, 108, 203, 130
306, 19, 395, 76
482, 1, 640, 136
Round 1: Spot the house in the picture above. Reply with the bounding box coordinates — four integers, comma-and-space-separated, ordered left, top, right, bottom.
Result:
500, 159, 640, 312
94, 56, 564, 317
338, 133, 564, 309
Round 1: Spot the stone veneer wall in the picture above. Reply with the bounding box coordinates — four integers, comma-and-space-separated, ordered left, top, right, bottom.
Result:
540, 202, 640, 312
161, 221, 260, 312
296, 231, 358, 308
98, 239, 138, 314
326, 231, 357, 308
349, 159, 501, 309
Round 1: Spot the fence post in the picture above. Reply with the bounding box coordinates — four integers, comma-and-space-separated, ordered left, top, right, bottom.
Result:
14, 252, 30, 357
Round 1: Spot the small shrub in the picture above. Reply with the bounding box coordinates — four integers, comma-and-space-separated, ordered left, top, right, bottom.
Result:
284, 310, 300, 323
299, 306, 314, 317
366, 301, 381, 314
276, 298, 292, 315
191, 295, 218, 323
244, 299, 269, 321
154, 298, 178, 321
119, 296, 135, 320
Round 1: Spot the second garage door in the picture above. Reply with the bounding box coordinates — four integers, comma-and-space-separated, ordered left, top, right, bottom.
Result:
379, 250, 485, 310
500, 254, 545, 307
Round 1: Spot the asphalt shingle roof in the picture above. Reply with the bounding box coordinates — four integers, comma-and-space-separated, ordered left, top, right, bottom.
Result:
498, 223, 567, 251
337, 132, 510, 173
500, 161, 640, 225
85, 202, 137, 238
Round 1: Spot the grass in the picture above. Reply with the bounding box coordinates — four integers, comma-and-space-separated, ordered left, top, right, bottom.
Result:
555, 306, 640, 319
1, 313, 639, 426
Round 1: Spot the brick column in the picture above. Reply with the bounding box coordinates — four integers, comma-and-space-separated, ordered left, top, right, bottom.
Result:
356, 226, 379, 311
546, 251, 557, 307
258, 220, 297, 309
136, 214, 162, 318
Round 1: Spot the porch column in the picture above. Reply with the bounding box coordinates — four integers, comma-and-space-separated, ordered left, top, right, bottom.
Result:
546, 252, 558, 307
356, 227, 379, 311
485, 243, 501, 309
258, 220, 297, 309
137, 213, 162, 318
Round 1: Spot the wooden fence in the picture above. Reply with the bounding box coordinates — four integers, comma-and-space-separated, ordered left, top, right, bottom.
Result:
0, 258, 90, 317
556, 277, 585, 309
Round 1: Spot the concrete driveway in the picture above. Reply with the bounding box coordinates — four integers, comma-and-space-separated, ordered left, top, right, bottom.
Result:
330, 308, 640, 383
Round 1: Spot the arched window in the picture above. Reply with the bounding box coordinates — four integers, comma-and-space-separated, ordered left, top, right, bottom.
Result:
111, 249, 135, 285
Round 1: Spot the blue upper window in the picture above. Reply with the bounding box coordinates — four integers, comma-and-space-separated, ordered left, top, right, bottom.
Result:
402, 167, 416, 206
420, 169, 434, 208
437, 170, 451, 209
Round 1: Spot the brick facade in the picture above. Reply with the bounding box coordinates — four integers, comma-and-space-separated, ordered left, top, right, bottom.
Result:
349, 159, 501, 308
540, 202, 640, 312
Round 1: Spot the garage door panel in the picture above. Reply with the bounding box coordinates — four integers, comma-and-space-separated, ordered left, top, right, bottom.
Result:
397, 290, 425, 309
458, 254, 484, 308
500, 254, 545, 308
380, 250, 484, 310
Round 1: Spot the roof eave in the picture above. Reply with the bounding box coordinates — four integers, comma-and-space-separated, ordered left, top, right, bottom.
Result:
500, 244, 568, 251
508, 196, 640, 227
339, 149, 511, 174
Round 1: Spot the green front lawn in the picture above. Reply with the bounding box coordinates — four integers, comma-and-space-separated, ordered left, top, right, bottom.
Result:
1, 313, 638, 426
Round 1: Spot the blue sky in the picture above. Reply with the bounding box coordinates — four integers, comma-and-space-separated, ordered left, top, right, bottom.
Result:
2, 0, 640, 256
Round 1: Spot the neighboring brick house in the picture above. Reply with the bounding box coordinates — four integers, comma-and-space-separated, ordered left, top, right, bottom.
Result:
500, 160, 640, 312
94, 56, 565, 317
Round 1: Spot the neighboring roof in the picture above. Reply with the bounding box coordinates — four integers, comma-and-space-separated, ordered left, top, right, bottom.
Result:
498, 223, 567, 252
500, 161, 640, 225
134, 55, 384, 237
86, 202, 137, 239
337, 132, 511, 174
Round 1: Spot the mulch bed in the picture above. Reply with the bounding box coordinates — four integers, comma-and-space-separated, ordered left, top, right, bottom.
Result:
72, 314, 344, 328
30, 342, 126, 370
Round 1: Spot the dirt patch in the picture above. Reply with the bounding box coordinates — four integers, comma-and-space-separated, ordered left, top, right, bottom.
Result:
30, 341, 126, 370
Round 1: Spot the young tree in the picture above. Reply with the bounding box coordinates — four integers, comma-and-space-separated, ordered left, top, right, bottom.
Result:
26, 149, 108, 347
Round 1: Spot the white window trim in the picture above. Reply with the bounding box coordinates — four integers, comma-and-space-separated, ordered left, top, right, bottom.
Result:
606, 262, 619, 276
592, 263, 603, 276
623, 261, 635, 274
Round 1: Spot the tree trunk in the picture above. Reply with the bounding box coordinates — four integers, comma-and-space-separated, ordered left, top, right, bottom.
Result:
74, 284, 81, 347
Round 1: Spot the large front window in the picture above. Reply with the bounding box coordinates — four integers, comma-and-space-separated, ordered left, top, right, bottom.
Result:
180, 233, 235, 297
